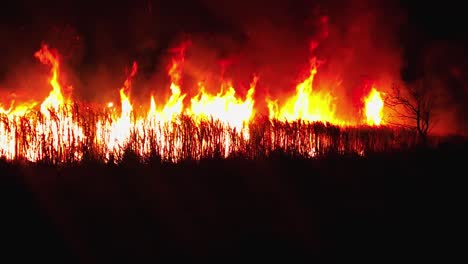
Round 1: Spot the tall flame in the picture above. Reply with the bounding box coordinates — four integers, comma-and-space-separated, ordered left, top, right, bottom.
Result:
96, 62, 138, 155
159, 43, 188, 121
267, 58, 343, 125
34, 45, 68, 115
364, 87, 384, 126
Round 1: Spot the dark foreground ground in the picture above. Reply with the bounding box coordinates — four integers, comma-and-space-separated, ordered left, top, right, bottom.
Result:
1, 140, 466, 262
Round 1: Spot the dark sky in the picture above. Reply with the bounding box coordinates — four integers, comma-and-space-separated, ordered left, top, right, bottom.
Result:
0, 0, 466, 132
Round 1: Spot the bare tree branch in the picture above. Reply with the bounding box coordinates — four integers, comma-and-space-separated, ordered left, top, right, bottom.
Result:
385, 81, 437, 145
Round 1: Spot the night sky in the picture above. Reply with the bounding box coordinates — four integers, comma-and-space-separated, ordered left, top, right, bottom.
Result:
0, 0, 466, 133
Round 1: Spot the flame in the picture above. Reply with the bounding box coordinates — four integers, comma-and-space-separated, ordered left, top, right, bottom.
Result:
1, 44, 85, 161
159, 53, 186, 122
364, 87, 384, 126
0, 100, 38, 116
186, 77, 256, 157
0, 42, 398, 162
34, 45, 69, 115
188, 77, 256, 132
96, 62, 137, 156
267, 58, 344, 125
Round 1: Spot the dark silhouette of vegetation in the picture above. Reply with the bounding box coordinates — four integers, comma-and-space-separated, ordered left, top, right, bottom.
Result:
0, 138, 465, 262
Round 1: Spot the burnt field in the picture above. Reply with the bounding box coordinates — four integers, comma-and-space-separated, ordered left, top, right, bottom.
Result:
1, 139, 466, 262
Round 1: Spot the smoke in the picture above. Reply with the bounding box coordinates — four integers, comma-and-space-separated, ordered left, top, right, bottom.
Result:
0, 0, 465, 133
0, 1, 403, 99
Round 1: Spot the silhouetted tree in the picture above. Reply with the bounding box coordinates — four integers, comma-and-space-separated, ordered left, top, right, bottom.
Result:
386, 79, 438, 144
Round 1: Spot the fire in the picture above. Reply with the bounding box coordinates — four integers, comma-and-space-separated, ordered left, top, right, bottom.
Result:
96, 62, 138, 156
0, 44, 85, 161
0, 42, 395, 163
34, 45, 69, 115
187, 78, 256, 157
188, 78, 256, 132
364, 87, 384, 126
159, 51, 187, 122
267, 58, 344, 125
0, 101, 38, 116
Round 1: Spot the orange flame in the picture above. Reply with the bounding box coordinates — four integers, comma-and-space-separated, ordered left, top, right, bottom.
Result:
0, 100, 38, 116
188, 77, 256, 131
160, 52, 187, 122
1, 44, 85, 161
0, 43, 395, 162
96, 62, 138, 157
364, 87, 384, 126
34, 45, 69, 115
267, 58, 344, 125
